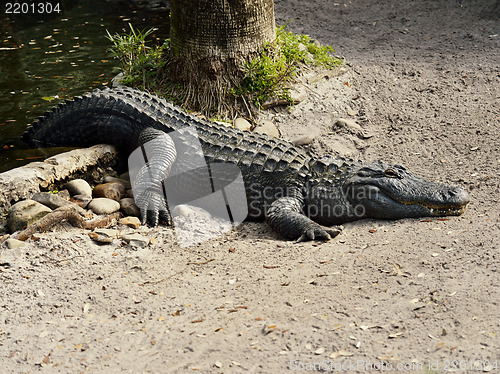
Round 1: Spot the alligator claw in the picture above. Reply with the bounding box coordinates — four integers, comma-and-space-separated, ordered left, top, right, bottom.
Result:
296, 225, 343, 243
135, 189, 169, 227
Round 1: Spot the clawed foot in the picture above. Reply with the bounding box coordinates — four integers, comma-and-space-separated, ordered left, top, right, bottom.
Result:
135, 189, 172, 226
296, 225, 343, 243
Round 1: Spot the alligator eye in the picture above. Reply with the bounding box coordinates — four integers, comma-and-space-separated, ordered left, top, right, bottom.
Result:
384, 169, 398, 178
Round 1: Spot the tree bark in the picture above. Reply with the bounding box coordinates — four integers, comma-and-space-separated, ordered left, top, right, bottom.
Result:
170, 0, 275, 60
163, 0, 276, 117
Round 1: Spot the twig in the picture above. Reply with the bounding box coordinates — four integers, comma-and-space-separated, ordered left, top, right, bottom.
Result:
12, 205, 121, 241
187, 258, 215, 265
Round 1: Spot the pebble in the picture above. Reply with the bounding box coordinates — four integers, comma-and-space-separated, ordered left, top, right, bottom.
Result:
315, 347, 326, 355
120, 216, 141, 229
7, 200, 52, 233
214, 120, 232, 128
292, 134, 315, 146
172, 204, 212, 219
5, 238, 25, 249
103, 176, 131, 189
70, 194, 92, 208
64, 179, 92, 197
335, 118, 362, 132
87, 198, 120, 215
92, 183, 126, 201
253, 120, 280, 138
57, 189, 71, 200
88, 231, 114, 244
121, 233, 149, 248
94, 228, 121, 238
233, 117, 252, 131
298, 43, 308, 52
120, 198, 140, 217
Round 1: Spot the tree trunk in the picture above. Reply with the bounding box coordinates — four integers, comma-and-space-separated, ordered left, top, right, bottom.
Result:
163, 0, 276, 117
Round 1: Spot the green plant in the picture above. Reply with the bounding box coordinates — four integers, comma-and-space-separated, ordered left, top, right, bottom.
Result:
233, 24, 342, 108
106, 24, 165, 87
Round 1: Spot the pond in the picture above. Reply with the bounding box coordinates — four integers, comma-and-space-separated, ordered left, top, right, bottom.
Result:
0, 0, 169, 173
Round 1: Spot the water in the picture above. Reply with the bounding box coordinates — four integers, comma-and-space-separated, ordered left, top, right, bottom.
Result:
0, 0, 169, 172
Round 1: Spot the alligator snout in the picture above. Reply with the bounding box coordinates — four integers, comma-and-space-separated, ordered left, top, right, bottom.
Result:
442, 186, 470, 207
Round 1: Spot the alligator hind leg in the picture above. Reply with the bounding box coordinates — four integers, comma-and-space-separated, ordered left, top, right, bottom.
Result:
266, 196, 342, 242
129, 128, 177, 226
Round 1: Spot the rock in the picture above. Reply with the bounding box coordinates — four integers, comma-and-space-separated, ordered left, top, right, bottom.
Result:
335, 118, 362, 132
292, 135, 315, 146
172, 204, 212, 219
253, 120, 280, 138
297, 43, 308, 52
233, 118, 252, 131
119, 171, 131, 182
95, 228, 121, 238
120, 216, 141, 229
89, 232, 113, 244
31, 192, 71, 210
120, 198, 140, 217
57, 189, 71, 200
121, 233, 149, 248
87, 198, 120, 215
0, 145, 118, 216
214, 120, 232, 128
64, 179, 92, 197
89, 228, 121, 244
335, 118, 374, 139
92, 183, 125, 201
70, 194, 92, 208
7, 200, 52, 233
5, 238, 25, 249
103, 176, 131, 189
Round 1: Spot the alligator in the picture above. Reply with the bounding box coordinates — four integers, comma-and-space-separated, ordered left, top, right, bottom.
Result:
24, 86, 469, 241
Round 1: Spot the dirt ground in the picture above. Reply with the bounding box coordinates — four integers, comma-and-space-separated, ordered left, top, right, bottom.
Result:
1, 0, 499, 372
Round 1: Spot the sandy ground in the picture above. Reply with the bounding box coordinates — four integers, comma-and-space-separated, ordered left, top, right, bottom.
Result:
1, 0, 499, 373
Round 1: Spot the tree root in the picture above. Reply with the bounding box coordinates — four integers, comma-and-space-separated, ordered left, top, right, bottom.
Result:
12, 205, 121, 241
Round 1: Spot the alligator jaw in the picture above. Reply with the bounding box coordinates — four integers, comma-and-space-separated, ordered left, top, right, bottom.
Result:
421, 203, 467, 217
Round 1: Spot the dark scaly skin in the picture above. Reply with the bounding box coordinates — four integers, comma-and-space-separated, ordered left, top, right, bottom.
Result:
24, 87, 470, 241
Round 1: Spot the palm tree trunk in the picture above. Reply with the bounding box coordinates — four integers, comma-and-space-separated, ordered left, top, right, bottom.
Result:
163, 0, 276, 117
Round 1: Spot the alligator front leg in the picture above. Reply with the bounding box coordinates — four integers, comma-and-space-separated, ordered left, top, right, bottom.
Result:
266, 196, 342, 242
130, 128, 177, 226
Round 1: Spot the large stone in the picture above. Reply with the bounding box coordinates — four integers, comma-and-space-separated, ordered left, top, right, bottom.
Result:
121, 233, 149, 248
233, 118, 252, 131
5, 238, 25, 249
64, 179, 92, 197
7, 199, 52, 233
87, 198, 120, 215
92, 183, 125, 201
120, 198, 140, 217
120, 216, 141, 229
0, 145, 118, 216
292, 135, 315, 146
31, 191, 71, 210
103, 176, 131, 189
253, 120, 280, 138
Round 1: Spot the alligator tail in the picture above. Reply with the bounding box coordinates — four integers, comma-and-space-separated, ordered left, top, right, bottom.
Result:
23, 88, 158, 153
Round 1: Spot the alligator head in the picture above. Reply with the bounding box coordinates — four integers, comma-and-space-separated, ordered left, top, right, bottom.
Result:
307, 158, 469, 225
